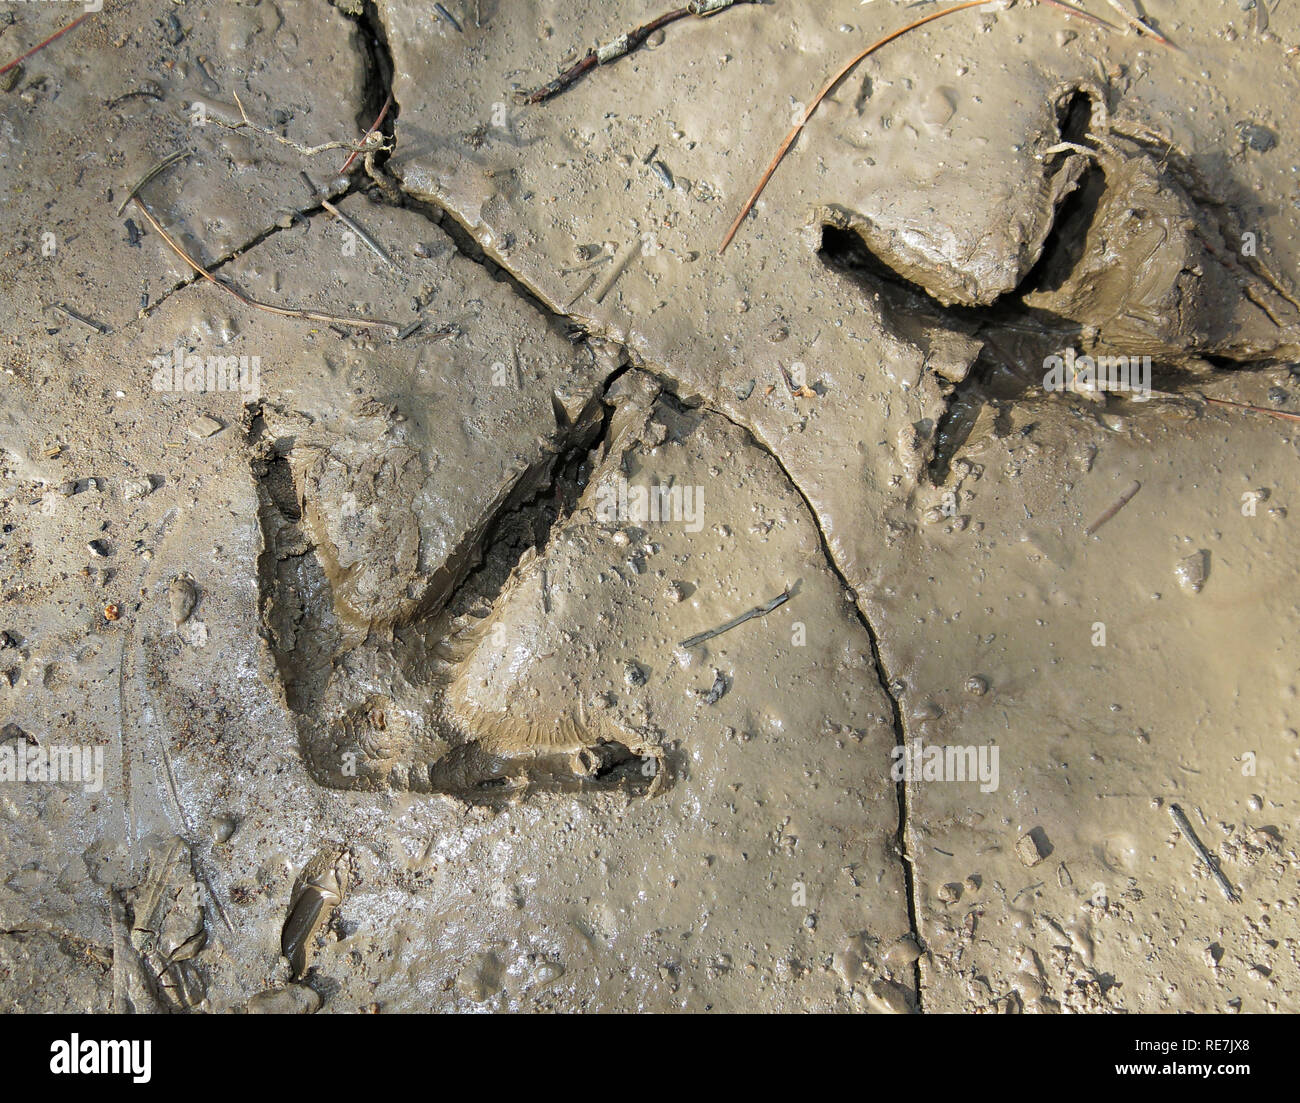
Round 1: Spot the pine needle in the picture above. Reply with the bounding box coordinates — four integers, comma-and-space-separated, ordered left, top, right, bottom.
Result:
719, 1, 993, 254
1205, 397, 1300, 424
0, 10, 91, 77
718, 0, 1138, 254
131, 198, 401, 332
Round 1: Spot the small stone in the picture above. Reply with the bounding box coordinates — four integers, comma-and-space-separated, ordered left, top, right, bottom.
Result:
531, 961, 564, 988
122, 476, 154, 501
698, 669, 728, 706
1175, 549, 1208, 594
0, 723, 34, 745
189, 415, 224, 439
87, 539, 111, 558
1237, 122, 1276, 152
936, 882, 963, 904
1016, 829, 1052, 867
964, 674, 989, 696
457, 953, 504, 1003
209, 814, 237, 844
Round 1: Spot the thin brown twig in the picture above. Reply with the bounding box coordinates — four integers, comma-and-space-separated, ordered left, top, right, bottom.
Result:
0, 10, 90, 77
131, 198, 401, 332
525, 7, 692, 104
719, 1, 993, 254
1205, 396, 1300, 424
1084, 480, 1141, 536
339, 91, 395, 175
524, 1, 758, 105
718, 0, 1145, 254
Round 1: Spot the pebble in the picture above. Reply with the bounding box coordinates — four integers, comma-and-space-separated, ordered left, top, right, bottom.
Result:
1237, 122, 1277, 152
1175, 549, 1208, 594
937, 882, 962, 904
1016, 829, 1051, 867
189, 415, 224, 439
209, 813, 237, 845
122, 476, 154, 501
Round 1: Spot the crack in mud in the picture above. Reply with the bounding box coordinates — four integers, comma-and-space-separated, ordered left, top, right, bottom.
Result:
288, 0, 934, 992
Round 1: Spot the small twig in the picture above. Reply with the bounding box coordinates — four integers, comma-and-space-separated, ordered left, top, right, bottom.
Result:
592, 238, 643, 304
1104, 0, 1179, 49
0, 10, 90, 77
339, 91, 394, 176
435, 3, 463, 32
116, 151, 194, 217
1168, 803, 1240, 904
1084, 479, 1141, 536
1205, 396, 1300, 424
320, 198, 398, 269
131, 197, 402, 332
204, 91, 392, 160
524, 1, 756, 105
680, 589, 790, 649
1038, 0, 1123, 35
49, 302, 110, 335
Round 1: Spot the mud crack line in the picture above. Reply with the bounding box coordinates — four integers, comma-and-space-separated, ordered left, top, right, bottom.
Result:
339, 0, 926, 1002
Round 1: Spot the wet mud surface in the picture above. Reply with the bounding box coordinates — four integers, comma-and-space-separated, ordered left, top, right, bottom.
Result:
1, 0, 1299, 1012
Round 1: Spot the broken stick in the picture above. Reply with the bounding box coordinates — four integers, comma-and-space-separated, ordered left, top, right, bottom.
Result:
1168, 803, 1240, 904
524, 1, 757, 105
680, 589, 790, 649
